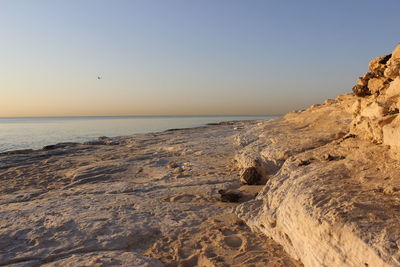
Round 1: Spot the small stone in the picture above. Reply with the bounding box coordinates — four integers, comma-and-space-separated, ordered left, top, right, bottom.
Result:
297, 159, 311, 166
322, 154, 345, 161
240, 167, 262, 185
322, 154, 335, 161
352, 84, 371, 97
218, 189, 241, 203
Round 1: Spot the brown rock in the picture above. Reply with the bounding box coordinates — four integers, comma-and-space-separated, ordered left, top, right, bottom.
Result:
352, 84, 370, 97
367, 77, 387, 95
218, 189, 242, 203
384, 58, 400, 79
356, 72, 374, 88
297, 159, 311, 166
368, 55, 390, 76
350, 45, 400, 146
356, 77, 368, 87
240, 167, 262, 185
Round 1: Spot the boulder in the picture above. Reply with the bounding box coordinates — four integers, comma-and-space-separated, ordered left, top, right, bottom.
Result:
218, 189, 242, 202
240, 167, 262, 185
367, 77, 389, 95
356, 77, 368, 87
356, 72, 374, 87
368, 54, 391, 76
351, 44, 400, 149
384, 58, 400, 79
385, 77, 400, 99
360, 101, 386, 119
352, 84, 370, 97
383, 44, 400, 79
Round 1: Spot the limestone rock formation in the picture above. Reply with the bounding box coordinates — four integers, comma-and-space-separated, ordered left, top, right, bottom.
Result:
351, 44, 400, 157
235, 44, 400, 267
0, 123, 301, 267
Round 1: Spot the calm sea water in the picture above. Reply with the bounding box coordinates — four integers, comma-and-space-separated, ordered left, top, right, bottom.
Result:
0, 116, 275, 153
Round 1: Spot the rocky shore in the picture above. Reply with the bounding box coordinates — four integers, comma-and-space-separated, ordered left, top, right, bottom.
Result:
1, 44, 400, 266
235, 43, 400, 266
0, 122, 301, 267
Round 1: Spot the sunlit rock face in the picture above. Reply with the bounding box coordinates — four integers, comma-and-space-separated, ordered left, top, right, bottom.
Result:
235, 44, 400, 267
351, 44, 400, 156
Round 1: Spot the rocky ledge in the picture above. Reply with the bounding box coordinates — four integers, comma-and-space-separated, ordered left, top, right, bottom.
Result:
235, 44, 400, 266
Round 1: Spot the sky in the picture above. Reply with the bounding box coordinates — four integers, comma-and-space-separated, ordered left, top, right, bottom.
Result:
1, 0, 399, 117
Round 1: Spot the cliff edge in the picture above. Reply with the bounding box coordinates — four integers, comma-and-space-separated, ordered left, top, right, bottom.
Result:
235, 44, 400, 266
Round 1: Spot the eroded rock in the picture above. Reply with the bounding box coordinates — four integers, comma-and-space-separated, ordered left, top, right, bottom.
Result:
352, 84, 370, 97
218, 189, 242, 202
368, 54, 391, 76
350, 44, 400, 152
234, 108, 400, 266
240, 167, 262, 185
233, 52, 400, 265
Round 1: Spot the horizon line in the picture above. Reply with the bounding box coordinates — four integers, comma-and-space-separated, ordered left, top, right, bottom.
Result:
0, 114, 282, 119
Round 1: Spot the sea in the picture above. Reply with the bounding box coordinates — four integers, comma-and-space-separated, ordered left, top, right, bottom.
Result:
0, 115, 275, 153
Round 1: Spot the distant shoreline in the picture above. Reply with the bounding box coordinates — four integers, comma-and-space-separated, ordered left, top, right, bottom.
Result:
0, 116, 277, 154
0, 119, 263, 156
0, 114, 281, 119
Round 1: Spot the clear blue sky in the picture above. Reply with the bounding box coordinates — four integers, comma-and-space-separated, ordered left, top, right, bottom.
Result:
1, 0, 399, 116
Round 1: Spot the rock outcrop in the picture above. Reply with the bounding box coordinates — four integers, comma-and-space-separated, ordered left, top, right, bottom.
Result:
235, 44, 400, 267
351, 44, 400, 157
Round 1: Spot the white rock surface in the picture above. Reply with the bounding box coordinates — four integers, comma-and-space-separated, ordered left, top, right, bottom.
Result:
235, 95, 400, 266
0, 122, 300, 267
